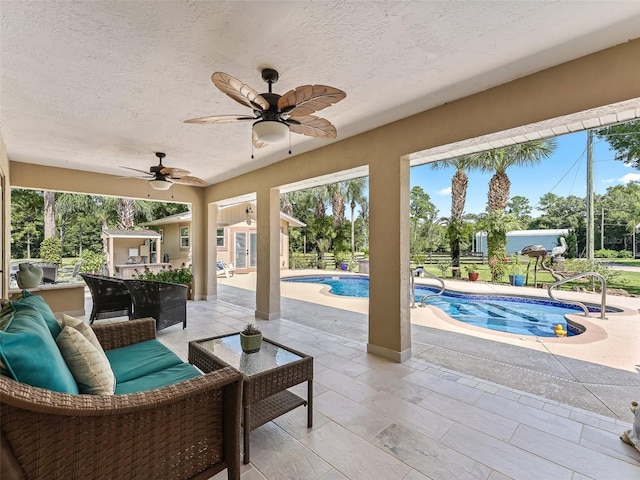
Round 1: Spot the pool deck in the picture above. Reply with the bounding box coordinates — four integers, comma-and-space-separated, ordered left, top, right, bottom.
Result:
219, 270, 640, 420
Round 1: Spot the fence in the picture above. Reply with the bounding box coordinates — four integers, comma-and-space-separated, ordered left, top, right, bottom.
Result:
290, 251, 484, 270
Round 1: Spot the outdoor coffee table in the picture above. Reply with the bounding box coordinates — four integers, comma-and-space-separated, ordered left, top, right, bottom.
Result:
188, 333, 313, 464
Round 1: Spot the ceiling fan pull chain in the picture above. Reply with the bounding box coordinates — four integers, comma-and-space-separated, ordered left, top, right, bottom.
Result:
288, 129, 292, 155
251, 139, 254, 159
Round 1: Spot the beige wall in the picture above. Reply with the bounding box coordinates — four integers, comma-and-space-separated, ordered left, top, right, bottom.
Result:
0, 134, 9, 298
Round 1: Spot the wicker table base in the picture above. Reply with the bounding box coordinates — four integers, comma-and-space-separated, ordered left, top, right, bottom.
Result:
189, 333, 313, 464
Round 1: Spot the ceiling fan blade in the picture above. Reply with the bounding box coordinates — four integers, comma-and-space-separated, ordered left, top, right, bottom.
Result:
212, 72, 270, 111
171, 176, 207, 187
252, 130, 268, 149
184, 114, 255, 124
288, 115, 337, 139
278, 85, 346, 117
120, 166, 153, 176
160, 167, 191, 178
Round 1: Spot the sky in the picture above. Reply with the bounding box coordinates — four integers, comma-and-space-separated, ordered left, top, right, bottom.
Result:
410, 130, 638, 218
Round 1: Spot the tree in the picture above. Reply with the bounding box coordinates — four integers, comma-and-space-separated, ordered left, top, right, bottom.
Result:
43, 191, 56, 239
430, 157, 470, 277
595, 120, 640, 169
345, 177, 367, 254
507, 195, 532, 225
465, 140, 557, 260
410, 186, 441, 254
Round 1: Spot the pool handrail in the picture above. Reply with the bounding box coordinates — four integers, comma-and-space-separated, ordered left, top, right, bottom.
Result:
410, 267, 445, 308
547, 272, 607, 320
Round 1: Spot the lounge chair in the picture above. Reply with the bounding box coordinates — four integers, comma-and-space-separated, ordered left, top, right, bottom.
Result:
216, 260, 235, 278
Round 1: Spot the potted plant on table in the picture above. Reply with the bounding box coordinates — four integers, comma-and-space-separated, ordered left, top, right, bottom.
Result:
465, 264, 480, 282
508, 256, 525, 286
240, 323, 262, 353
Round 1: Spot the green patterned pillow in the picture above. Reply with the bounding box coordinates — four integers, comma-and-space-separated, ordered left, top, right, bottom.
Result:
56, 326, 115, 395
60, 314, 104, 353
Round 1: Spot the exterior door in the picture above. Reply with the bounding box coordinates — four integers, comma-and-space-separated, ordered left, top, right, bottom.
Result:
234, 232, 247, 269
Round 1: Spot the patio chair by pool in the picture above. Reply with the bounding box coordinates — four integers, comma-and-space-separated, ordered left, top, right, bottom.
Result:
217, 260, 235, 278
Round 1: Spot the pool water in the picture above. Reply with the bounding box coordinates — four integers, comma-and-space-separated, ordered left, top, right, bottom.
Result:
283, 275, 593, 337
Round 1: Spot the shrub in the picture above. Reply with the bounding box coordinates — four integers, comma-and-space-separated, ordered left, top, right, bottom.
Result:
488, 256, 508, 283
617, 250, 633, 258
334, 250, 350, 267
39, 237, 62, 264
134, 264, 193, 284
594, 249, 618, 258
80, 249, 104, 273
436, 258, 450, 277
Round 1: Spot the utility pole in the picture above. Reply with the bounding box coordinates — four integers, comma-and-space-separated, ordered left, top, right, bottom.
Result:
601, 207, 604, 250
586, 130, 594, 260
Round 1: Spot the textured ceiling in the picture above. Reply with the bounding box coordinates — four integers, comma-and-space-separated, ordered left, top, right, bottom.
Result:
1, 1, 640, 187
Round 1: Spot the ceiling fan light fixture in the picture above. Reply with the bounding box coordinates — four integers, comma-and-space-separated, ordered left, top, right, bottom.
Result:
149, 179, 173, 191
253, 120, 288, 143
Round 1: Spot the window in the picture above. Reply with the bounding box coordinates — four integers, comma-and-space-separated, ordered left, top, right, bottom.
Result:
158, 228, 163, 243
180, 226, 190, 248
217, 227, 225, 247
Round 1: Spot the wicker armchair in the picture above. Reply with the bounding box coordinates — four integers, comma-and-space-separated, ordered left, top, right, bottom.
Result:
81, 273, 132, 324
0, 318, 243, 480
124, 279, 188, 331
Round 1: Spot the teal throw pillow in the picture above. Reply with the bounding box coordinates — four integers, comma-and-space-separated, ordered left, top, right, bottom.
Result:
0, 304, 79, 394
14, 290, 61, 338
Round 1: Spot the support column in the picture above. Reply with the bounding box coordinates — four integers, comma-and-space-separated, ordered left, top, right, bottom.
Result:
368, 155, 411, 362
206, 202, 219, 301
255, 188, 281, 320
191, 196, 208, 301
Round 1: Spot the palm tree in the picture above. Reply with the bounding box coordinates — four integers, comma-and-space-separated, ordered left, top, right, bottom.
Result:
465, 140, 557, 260
327, 182, 346, 229
345, 177, 367, 255
43, 191, 56, 239
430, 158, 470, 277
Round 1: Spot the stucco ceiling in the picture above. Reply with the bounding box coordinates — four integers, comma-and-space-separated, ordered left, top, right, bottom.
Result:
1, 1, 640, 188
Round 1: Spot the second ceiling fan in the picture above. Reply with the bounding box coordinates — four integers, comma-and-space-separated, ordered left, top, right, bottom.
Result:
185, 68, 346, 148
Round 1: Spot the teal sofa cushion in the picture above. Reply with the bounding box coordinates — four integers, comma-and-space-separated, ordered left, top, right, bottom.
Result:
105, 339, 184, 384
115, 362, 201, 394
13, 290, 62, 338
0, 304, 79, 394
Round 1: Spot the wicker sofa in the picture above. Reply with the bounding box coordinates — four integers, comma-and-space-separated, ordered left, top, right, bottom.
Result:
0, 310, 242, 480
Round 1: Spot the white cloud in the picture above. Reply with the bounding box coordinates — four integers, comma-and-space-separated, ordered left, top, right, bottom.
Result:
438, 187, 451, 195
602, 178, 615, 184
618, 173, 640, 184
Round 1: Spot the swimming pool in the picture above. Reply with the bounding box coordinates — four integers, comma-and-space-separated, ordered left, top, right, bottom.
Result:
283, 275, 599, 337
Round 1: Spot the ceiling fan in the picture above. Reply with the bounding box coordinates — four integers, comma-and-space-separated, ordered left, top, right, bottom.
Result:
184, 68, 346, 148
120, 152, 207, 190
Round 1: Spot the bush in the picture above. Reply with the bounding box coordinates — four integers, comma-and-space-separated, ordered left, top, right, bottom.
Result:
617, 250, 633, 258
39, 237, 62, 264
80, 250, 104, 273
594, 249, 618, 258
134, 264, 193, 284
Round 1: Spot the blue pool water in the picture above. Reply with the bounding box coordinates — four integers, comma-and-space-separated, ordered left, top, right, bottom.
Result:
283, 275, 600, 337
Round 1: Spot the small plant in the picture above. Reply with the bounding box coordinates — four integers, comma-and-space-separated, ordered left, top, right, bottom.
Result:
509, 256, 524, 276
241, 323, 261, 336
465, 264, 479, 274
488, 256, 508, 283
436, 258, 450, 277
134, 264, 193, 284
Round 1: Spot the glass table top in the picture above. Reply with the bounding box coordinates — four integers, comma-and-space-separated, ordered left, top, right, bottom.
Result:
196, 334, 303, 376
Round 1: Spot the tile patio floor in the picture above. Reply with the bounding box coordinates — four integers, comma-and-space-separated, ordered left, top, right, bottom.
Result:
122, 288, 640, 480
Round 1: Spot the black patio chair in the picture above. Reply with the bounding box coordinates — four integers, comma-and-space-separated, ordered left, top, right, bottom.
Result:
124, 279, 188, 331
81, 273, 132, 324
